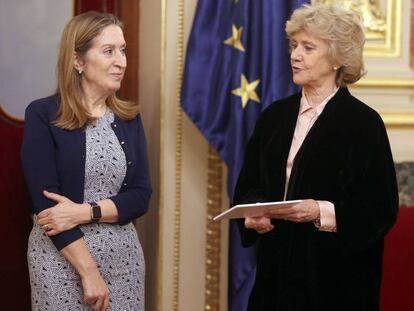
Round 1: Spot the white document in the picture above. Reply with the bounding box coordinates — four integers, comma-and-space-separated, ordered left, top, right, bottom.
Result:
213, 200, 303, 221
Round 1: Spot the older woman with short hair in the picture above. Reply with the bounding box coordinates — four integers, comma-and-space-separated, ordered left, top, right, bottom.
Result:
286, 2, 366, 86
234, 4, 398, 310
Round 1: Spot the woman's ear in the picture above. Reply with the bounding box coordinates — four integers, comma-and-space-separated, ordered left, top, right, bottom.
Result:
73, 53, 85, 74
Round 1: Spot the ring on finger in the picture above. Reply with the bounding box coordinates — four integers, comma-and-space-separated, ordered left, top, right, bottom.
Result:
43, 224, 51, 231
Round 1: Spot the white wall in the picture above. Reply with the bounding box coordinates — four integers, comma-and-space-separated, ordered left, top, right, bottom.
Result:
0, 1, 72, 118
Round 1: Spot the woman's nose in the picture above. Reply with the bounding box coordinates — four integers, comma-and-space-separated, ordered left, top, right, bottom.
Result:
290, 48, 300, 61
114, 51, 126, 68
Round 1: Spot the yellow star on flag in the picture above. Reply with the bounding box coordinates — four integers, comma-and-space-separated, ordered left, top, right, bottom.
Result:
224, 25, 245, 52
232, 74, 261, 108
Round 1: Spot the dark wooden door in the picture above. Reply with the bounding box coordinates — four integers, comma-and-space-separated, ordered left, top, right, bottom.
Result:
0, 108, 32, 310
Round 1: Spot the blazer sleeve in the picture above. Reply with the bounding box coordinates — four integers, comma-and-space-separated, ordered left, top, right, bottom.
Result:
110, 115, 152, 224
334, 114, 399, 253
21, 102, 84, 250
233, 113, 267, 247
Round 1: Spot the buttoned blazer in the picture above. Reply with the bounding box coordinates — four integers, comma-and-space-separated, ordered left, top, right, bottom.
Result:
21, 95, 152, 250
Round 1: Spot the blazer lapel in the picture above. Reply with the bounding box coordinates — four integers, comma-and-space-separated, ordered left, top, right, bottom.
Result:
286, 88, 346, 199
266, 93, 301, 201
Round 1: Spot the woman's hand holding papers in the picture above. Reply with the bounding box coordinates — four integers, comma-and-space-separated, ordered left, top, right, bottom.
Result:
264, 199, 320, 223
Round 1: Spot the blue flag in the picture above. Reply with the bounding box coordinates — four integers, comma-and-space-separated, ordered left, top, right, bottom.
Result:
181, 0, 307, 309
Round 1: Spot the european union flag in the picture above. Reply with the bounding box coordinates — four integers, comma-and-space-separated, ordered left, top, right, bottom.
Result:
182, 0, 307, 309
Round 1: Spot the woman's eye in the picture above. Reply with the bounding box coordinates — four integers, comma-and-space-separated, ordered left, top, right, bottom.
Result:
120, 48, 126, 55
104, 49, 113, 55
304, 45, 314, 51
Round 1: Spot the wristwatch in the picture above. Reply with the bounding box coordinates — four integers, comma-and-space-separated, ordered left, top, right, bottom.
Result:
89, 202, 102, 223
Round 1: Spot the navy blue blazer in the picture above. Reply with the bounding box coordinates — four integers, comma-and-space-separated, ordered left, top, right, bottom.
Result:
21, 96, 152, 250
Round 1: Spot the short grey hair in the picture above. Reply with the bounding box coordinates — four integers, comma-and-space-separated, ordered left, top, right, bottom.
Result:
286, 4, 366, 86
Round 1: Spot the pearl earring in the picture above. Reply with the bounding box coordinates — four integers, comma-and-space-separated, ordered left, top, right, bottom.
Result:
333, 66, 338, 71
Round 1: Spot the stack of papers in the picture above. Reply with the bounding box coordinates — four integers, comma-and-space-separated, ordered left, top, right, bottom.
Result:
213, 200, 303, 221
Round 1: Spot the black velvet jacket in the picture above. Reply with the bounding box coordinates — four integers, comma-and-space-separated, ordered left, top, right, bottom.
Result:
234, 88, 399, 311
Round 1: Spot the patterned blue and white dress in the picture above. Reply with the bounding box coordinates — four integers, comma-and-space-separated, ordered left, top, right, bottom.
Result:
28, 110, 145, 310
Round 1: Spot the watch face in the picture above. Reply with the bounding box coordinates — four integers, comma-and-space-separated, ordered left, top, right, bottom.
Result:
92, 204, 102, 219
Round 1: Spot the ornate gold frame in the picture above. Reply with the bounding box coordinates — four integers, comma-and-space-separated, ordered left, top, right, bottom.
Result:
205, 147, 223, 311
158, 0, 166, 309
363, 0, 401, 58
380, 112, 414, 129
352, 86, 414, 128
352, 76, 414, 128
353, 0, 414, 128
166, 0, 223, 309
173, 0, 184, 305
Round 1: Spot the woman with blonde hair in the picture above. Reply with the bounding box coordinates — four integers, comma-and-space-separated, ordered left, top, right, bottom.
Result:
234, 4, 398, 310
22, 11, 151, 310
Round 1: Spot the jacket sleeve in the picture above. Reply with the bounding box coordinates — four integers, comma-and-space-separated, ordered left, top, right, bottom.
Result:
334, 114, 399, 253
233, 113, 267, 247
110, 115, 152, 224
21, 102, 84, 250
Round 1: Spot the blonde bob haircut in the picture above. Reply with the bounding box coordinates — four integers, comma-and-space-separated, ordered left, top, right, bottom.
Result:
285, 4, 366, 87
54, 11, 139, 130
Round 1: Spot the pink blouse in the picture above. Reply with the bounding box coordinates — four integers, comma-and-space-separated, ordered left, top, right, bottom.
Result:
284, 89, 338, 232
